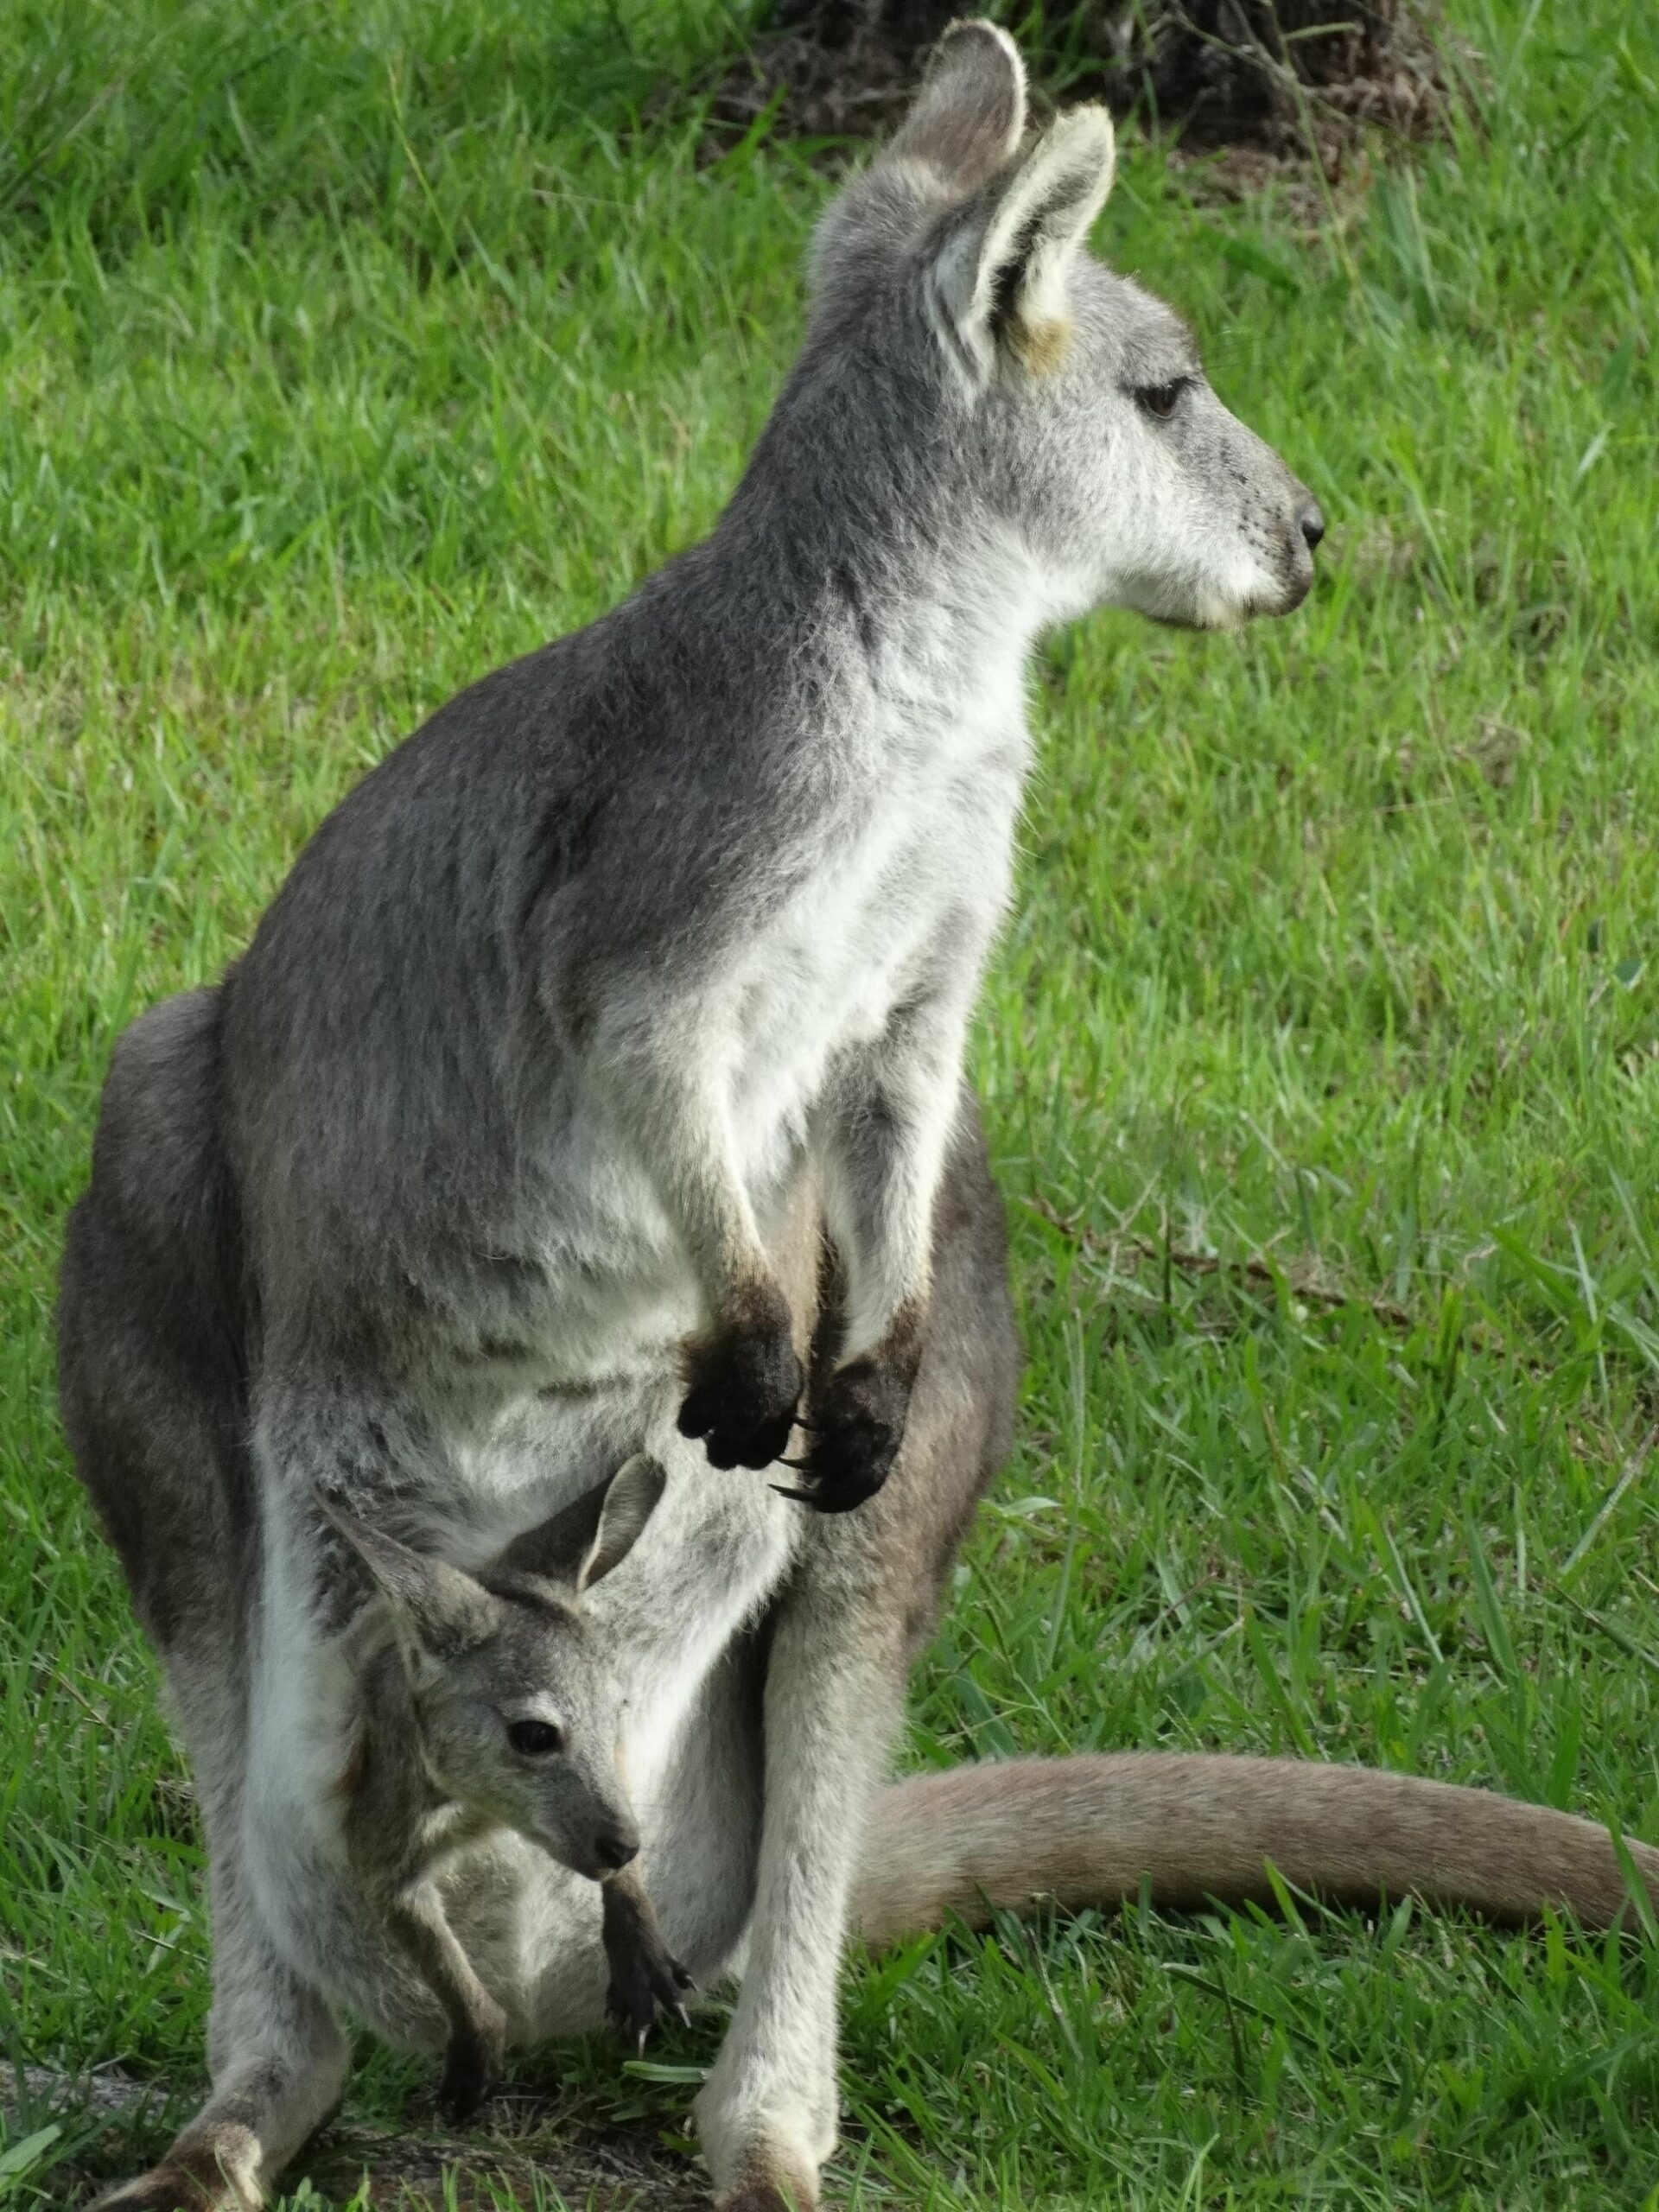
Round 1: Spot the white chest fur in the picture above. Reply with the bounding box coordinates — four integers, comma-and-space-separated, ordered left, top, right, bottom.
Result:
722, 647, 1031, 1202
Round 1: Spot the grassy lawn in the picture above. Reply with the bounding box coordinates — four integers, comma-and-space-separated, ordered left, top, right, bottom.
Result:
3, 0, 1658, 2203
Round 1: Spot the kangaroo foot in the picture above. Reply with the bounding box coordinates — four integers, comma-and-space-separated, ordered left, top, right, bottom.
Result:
89, 2130, 261, 2212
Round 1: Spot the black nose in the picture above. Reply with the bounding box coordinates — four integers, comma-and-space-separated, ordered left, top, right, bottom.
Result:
1298, 500, 1325, 552
594, 1827, 639, 1872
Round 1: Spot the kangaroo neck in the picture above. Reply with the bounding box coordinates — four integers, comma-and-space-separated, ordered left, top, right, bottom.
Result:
691, 352, 1046, 757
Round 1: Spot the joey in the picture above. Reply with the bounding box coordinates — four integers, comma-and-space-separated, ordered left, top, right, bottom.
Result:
318, 1456, 690, 2117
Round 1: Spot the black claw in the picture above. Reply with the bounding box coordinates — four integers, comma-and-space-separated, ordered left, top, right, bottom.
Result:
436, 2062, 493, 2124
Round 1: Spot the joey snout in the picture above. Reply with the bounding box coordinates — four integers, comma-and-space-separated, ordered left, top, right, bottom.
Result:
594, 1817, 640, 1873
537, 1804, 640, 1883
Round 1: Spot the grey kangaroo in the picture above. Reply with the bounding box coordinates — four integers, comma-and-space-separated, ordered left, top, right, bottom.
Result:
317, 1454, 691, 2121
58, 23, 1659, 2212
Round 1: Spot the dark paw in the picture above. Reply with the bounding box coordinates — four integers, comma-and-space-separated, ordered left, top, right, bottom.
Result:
772, 1353, 912, 1515
603, 1884, 695, 2050
436, 2031, 501, 2124
606, 1928, 695, 2051
678, 1280, 803, 1471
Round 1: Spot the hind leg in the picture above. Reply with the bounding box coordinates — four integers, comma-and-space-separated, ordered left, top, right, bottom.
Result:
59, 1021, 352, 2208
93, 1942, 346, 2211
89, 1814, 347, 2211
693, 1580, 904, 2212
91, 1662, 348, 2212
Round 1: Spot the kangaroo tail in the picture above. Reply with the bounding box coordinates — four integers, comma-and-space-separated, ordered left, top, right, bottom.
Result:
853, 1754, 1659, 1944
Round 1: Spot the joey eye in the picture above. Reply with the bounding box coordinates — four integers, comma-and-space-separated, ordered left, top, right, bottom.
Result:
1135, 380, 1187, 421
506, 1718, 564, 1758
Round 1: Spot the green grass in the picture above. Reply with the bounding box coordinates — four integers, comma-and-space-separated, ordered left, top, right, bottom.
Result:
3, 0, 1659, 2203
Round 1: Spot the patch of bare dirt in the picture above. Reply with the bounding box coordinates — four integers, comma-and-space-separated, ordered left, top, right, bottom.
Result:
702, 0, 1461, 172
10, 2067, 707, 2210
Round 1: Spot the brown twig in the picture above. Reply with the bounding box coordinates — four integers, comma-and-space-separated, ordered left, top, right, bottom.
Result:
1021, 1192, 1417, 1332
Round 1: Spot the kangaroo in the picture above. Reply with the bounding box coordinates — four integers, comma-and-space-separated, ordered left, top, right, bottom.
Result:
316, 1455, 691, 2121
57, 26, 1659, 2212
190, 28, 1323, 1537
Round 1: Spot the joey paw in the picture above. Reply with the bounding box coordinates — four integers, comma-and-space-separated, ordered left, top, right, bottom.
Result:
606, 1923, 696, 2048
435, 2028, 504, 2124
678, 1281, 802, 1471
772, 1354, 912, 1515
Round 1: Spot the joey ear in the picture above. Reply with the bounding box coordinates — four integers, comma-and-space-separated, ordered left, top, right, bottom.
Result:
314, 1489, 497, 1656
882, 21, 1027, 196
931, 105, 1116, 387
577, 1455, 667, 1594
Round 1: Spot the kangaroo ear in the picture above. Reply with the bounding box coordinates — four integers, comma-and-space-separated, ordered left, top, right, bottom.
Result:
930, 105, 1116, 388
577, 1455, 667, 1594
315, 1490, 497, 1657
493, 1486, 605, 1585
883, 21, 1027, 196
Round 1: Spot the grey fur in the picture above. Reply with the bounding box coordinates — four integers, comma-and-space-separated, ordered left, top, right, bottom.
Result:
58, 25, 1322, 2211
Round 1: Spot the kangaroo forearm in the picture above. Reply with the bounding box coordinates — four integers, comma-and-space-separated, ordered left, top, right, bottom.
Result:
589, 1042, 776, 1313
819, 1029, 967, 1365
854, 1754, 1659, 1943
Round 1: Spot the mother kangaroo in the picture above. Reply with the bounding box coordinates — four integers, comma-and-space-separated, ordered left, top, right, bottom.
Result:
59, 24, 1659, 2212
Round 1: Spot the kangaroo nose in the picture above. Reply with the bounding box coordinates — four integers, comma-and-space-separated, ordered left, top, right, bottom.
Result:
594, 1825, 639, 1872
1298, 500, 1325, 552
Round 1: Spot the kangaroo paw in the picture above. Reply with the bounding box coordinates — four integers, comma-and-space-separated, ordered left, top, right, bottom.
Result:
678, 1281, 802, 1471
605, 1923, 695, 2047
772, 1351, 911, 1515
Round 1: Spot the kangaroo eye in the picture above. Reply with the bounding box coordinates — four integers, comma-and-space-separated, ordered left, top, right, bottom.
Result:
506, 1718, 564, 1757
1136, 380, 1186, 421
